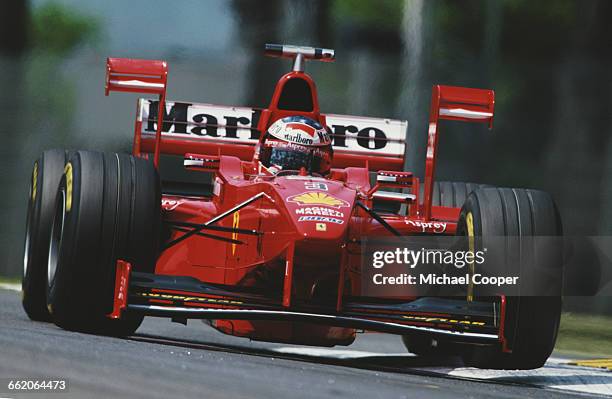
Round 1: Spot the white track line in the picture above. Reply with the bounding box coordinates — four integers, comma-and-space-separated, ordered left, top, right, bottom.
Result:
273, 347, 612, 397
439, 362, 612, 397
0, 283, 20, 292
273, 347, 411, 359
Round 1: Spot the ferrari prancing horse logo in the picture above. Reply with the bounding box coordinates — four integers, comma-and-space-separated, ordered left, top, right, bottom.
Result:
287, 192, 350, 208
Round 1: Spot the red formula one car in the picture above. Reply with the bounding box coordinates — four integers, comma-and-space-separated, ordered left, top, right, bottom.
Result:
22, 44, 563, 370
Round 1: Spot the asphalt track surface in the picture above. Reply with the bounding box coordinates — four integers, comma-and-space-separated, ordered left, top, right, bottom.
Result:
0, 288, 609, 399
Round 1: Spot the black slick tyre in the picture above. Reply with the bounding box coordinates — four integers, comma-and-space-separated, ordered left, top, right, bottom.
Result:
401, 181, 490, 356
457, 187, 563, 369
426, 181, 491, 208
47, 151, 160, 336
22, 149, 68, 322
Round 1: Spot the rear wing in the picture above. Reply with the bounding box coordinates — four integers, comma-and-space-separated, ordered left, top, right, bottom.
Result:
106, 56, 407, 171
135, 99, 407, 171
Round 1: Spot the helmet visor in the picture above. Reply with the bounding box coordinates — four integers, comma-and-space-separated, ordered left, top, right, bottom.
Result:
262, 144, 329, 175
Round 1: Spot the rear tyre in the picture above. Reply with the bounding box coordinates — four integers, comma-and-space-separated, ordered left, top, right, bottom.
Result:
22, 150, 68, 322
457, 187, 563, 369
426, 181, 491, 208
47, 151, 160, 336
374, 180, 489, 215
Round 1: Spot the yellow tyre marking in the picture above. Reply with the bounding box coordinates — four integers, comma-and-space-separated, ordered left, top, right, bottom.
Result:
232, 211, 240, 255
64, 163, 73, 212
466, 212, 475, 302
31, 162, 38, 201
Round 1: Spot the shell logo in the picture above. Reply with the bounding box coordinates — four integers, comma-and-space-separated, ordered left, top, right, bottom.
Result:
287, 192, 350, 208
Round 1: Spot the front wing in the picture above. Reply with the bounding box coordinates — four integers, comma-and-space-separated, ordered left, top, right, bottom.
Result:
110, 261, 504, 346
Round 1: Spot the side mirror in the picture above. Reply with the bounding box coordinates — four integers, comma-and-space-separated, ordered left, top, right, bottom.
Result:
376, 171, 413, 188
372, 191, 416, 203
368, 171, 416, 203
184, 153, 220, 172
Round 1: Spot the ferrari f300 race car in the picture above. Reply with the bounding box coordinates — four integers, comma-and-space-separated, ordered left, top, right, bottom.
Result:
22, 44, 563, 370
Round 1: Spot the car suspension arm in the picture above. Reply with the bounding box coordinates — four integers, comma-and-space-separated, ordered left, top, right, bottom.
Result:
162, 192, 272, 251
165, 221, 261, 236
355, 201, 402, 237
170, 226, 244, 245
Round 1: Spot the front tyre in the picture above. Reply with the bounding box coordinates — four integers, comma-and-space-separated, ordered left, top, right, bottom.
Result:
47, 151, 160, 336
22, 150, 68, 322
400, 181, 490, 356
457, 187, 563, 369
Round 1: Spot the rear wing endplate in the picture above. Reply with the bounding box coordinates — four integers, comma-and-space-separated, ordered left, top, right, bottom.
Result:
105, 58, 167, 95
434, 85, 494, 128
105, 58, 168, 167
423, 85, 495, 220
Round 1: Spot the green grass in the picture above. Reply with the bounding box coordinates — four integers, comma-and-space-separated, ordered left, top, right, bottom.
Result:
556, 312, 612, 357
0, 276, 21, 285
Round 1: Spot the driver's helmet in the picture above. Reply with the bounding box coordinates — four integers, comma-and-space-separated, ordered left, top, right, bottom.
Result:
259, 116, 333, 175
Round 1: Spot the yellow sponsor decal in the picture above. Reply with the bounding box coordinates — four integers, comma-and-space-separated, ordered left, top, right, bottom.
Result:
139, 291, 243, 305
466, 212, 474, 302
31, 162, 38, 201
232, 211, 240, 255
402, 314, 486, 326
287, 192, 349, 208
64, 163, 73, 212
315, 223, 327, 231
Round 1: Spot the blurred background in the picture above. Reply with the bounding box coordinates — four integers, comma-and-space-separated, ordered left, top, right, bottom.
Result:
1, 1, 611, 315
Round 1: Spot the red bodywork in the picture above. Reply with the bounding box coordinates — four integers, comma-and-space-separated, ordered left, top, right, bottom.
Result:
105, 50, 508, 350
